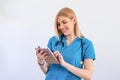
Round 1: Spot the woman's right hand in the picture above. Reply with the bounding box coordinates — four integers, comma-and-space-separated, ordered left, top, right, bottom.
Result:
35, 46, 48, 65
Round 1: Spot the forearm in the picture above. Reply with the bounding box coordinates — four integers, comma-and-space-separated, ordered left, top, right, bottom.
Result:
63, 62, 93, 80
38, 61, 49, 74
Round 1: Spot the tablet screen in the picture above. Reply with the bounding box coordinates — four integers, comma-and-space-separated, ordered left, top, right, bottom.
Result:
42, 48, 59, 64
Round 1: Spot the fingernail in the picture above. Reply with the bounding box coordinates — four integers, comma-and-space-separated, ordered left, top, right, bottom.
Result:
38, 46, 40, 48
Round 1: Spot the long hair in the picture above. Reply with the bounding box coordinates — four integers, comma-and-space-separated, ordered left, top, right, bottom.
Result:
54, 7, 84, 39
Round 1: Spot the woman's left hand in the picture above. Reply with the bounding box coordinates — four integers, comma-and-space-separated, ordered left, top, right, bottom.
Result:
54, 51, 66, 66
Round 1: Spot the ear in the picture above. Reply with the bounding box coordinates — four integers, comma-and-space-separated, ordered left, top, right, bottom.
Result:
73, 17, 76, 25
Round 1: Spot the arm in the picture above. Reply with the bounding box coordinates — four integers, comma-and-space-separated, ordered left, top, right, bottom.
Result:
38, 60, 49, 74
63, 59, 94, 80
35, 47, 49, 74
54, 51, 94, 80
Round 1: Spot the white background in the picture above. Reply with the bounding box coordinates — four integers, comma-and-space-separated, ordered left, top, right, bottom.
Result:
0, 0, 120, 80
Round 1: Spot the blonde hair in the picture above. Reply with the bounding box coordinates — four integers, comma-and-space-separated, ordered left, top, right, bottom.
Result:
54, 7, 84, 38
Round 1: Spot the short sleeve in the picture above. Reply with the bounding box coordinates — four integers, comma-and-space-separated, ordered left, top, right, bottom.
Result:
83, 39, 96, 60
47, 38, 52, 49
47, 36, 58, 52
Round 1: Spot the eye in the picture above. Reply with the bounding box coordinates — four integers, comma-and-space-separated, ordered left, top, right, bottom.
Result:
63, 21, 67, 24
57, 23, 60, 27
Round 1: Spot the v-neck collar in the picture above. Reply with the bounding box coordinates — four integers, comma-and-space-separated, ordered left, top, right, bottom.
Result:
63, 36, 79, 47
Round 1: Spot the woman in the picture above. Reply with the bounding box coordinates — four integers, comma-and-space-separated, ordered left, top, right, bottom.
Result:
36, 7, 96, 80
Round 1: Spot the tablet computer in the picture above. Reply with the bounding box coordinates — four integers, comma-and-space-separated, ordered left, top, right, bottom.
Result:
41, 47, 59, 64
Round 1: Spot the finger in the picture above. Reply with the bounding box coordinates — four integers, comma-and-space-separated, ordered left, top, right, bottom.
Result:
58, 56, 62, 59
42, 52, 48, 56
36, 50, 44, 58
38, 46, 40, 48
54, 51, 61, 57
37, 51, 45, 59
54, 51, 60, 57
54, 50, 59, 54
54, 52, 59, 57
36, 48, 41, 55
43, 55, 48, 60
35, 46, 41, 53
37, 53, 45, 60
55, 53, 61, 60
39, 50, 44, 54
39, 52, 48, 59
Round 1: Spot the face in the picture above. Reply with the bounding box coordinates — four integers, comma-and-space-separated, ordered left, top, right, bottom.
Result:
57, 16, 75, 36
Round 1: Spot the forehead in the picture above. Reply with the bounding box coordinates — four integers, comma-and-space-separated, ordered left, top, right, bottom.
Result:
57, 16, 70, 22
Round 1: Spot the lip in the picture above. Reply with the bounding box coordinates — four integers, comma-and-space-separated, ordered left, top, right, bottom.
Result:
61, 29, 66, 33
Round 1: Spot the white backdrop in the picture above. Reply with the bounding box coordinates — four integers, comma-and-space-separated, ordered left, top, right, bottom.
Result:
0, 0, 120, 80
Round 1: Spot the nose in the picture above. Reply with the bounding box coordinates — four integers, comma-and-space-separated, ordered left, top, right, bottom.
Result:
58, 23, 64, 29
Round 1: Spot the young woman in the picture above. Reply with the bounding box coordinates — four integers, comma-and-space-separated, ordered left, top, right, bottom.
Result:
36, 7, 96, 80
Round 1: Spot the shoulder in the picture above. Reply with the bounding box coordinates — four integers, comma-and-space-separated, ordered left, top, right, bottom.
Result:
48, 35, 64, 42
48, 36, 59, 42
81, 37, 96, 60
81, 37, 93, 46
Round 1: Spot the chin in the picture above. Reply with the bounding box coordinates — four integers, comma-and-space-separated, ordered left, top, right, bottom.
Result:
63, 33, 69, 36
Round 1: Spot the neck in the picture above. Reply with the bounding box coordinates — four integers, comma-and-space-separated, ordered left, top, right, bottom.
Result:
65, 34, 76, 42
65, 34, 77, 46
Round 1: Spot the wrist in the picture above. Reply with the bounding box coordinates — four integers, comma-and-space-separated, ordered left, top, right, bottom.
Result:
61, 61, 67, 67
38, 60, 45, 66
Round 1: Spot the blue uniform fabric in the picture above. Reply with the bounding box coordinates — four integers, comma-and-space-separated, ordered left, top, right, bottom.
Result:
45, 35, 96, 80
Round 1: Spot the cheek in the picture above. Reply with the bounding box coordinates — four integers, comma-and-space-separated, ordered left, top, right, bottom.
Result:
68, 21, 74, 27
68, 24, 74, 31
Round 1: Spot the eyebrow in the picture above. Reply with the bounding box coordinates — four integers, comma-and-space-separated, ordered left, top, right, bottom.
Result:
61, 20, 66, 22
57, 20, 66, 23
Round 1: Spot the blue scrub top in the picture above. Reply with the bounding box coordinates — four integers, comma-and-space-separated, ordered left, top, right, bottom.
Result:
45, 35, 96, 80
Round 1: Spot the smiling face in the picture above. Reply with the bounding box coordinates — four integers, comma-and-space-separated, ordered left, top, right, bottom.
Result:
54, 7, 83, 37
57, 16, 75, 36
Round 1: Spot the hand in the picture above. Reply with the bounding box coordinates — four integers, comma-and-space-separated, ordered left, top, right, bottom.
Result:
35, 46, 48, 64
54, 51, 66, 66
